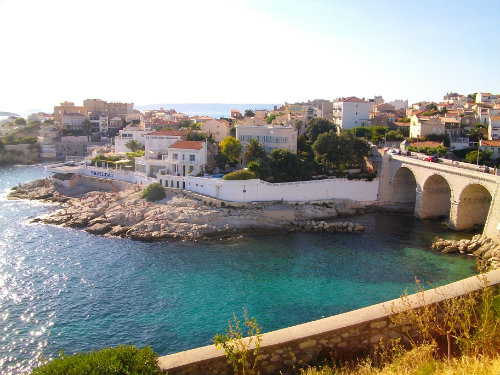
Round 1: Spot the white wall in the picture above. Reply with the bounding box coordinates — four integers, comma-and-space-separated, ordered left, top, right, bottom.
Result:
175, 176, 379, 203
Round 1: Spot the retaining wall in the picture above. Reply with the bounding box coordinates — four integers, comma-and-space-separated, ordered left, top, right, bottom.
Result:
158, 271, 500, 375
178, 176, 379, 203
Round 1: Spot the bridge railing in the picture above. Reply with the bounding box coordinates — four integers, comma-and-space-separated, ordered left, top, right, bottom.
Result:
389, 154, 500, 179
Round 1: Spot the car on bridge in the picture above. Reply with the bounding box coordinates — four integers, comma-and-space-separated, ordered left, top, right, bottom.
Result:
423, 155, 438, 162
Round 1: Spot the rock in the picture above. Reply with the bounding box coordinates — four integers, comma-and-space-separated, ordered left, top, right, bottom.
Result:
86, 222, 112, 235
442, 245, 459, 254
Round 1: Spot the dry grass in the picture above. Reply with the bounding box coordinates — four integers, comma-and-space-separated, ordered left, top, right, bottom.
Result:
301, 344, 500, 375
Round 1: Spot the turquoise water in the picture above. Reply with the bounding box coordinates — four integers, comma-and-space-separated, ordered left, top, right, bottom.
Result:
0, 165, 475, 374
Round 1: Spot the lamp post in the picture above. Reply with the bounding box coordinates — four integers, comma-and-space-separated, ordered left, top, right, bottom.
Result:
476, 138, 481, 166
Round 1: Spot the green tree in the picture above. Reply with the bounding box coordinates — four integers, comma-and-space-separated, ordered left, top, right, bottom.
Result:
247, 159, 272, 180
385, 130, 404, 141
469, 124, 486, 142
350, 126, 372, 139
125, 139, 144, 152
14, 117, 26, 126
305, 118, 336, 142
370, 126, 387, 144
294, 119, 303, 132
219, 136, 242, 165
229, 126, 236, 138
179, 119, 193, 128
242, 138, 267, 164
269, 148, 304, 182
244, 109, 255, 117
465, 150, 492, 165
265, 114, 277, 124
312, 130, 369, 171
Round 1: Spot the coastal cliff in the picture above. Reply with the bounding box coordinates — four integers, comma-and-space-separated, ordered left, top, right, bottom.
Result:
8, 177, 366, 241
0, 144, 40, 165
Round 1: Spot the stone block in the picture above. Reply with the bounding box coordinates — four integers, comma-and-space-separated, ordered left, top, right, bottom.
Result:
299, 339, 317, 350
370, 320, 387, 329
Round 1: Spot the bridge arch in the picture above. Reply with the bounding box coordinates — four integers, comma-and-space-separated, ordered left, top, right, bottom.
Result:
418, 174, 452, 219
453, 184, 492, 231
391, 167, 417, 212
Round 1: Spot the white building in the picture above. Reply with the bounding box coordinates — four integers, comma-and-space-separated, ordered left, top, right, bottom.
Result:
332, 97, 371, 129
162, 140, 216, 177
236, 125, 297, 154
476, 93, 500, 104
488, 115, 500, 140
114, 124, 150, 154
143, 129, 191, 159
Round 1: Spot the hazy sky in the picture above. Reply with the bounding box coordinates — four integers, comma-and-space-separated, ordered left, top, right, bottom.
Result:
1, 0, 499, 115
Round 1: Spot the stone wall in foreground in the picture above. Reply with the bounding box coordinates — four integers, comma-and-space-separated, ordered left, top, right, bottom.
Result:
158, 271, 500, 375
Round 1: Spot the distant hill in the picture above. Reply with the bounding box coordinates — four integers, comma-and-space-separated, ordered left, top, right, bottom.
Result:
134, 103, 280, 118
0, 111, 20, 117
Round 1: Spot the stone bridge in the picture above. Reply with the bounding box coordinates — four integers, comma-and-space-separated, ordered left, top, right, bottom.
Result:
378, 154, 500, 241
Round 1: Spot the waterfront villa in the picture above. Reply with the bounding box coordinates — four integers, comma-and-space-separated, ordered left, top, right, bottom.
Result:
134, 130, 216, 178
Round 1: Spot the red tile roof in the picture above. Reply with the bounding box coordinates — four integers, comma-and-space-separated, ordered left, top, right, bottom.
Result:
168, 140, 204, 150
480, 140, 500, 147
146, 129, 190, 136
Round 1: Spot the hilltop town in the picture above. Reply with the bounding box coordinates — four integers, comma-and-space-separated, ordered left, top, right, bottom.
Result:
1, 93, 499, 171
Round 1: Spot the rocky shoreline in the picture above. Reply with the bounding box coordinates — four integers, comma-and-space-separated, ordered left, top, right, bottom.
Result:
432, 235, 500, 271
8, 178, 366, 241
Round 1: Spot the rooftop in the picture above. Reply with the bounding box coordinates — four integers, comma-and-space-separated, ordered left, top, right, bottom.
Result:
168, 140, 204, 150
481, 140, 500, 147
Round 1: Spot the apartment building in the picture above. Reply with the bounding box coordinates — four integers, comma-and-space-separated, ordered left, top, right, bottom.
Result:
332, 97, 371, 129
83, 99, 134, 118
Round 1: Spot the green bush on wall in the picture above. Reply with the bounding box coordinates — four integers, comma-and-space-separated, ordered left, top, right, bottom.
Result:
141, 182, 166, 202
31, 345, 164, 375
223, 169, 257, 180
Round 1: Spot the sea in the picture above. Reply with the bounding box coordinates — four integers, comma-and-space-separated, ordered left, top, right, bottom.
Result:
0, 164, 476, 374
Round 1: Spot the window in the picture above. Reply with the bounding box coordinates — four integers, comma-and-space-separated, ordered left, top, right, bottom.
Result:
173, 153, 178, 160
189, 155, 195, 162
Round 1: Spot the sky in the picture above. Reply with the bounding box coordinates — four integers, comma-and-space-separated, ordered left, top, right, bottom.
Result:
0, 0, 499, 115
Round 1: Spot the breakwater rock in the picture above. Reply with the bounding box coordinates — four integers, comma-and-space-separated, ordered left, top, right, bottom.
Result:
432, 235, 500, 271
290, 220, 364, 233
9, 179, 368, 242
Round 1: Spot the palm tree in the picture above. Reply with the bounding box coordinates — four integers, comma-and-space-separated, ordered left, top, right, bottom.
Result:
243, 138, 267, 164
125, 139, 143, 152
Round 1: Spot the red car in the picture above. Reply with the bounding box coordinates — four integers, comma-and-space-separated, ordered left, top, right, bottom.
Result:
424, 155, 438, 162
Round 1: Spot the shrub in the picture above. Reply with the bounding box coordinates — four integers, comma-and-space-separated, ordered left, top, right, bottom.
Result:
214, 309, 262, 375
31, 344, 164, 375
141, 182, 166, 202
223, 169, 257, 180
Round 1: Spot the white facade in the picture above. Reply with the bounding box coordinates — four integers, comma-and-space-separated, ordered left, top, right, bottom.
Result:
143, 129, 190, 159
489, 116, 500, 140
114, 126, 149, 154
157, 175, 379, 203
236, 125, 297, 153
332, 97, 371, 129
162, 140, 208, 177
